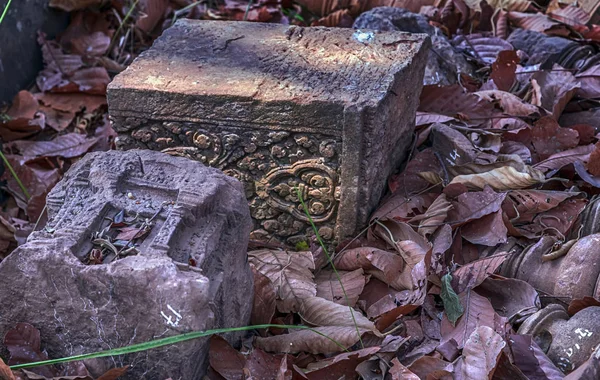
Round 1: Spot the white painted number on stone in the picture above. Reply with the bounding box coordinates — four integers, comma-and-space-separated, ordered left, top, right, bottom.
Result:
161, 304, 183, 327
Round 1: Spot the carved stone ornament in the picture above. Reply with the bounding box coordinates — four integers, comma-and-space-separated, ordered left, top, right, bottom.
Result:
108, 20, 430, 247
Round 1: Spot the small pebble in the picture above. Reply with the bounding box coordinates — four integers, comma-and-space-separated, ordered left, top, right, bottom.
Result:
127, 192, 136, 200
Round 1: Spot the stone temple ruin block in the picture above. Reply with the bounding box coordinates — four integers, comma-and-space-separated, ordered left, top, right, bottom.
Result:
108, 20, 430, 247
0, 150, 253, 379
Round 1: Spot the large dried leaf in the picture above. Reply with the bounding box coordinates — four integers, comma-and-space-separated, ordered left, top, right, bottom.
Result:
8, 133, 99, 158
334, 247, 409, 291
532, 66, 580, 119
454, 34, 514, 64
419, 84, 500, 122
248, 249, 316, 313
137, 0, 169, 33
371, 192, 438, 223
502, 189, 582, 223
533, 144, 595, 172
461, 326, 505, 379
510, 334, 565, 379
254, 326, 368, 354
446, 165, 545, 191
299, 297, 378, 334
576, 64, 600, 99
515, 197, 587, 238
441, 291, 509, 349
447, 186, 506, 226
475, 90, 539, 116
407, 356, 454, 379
243, 349, 283, 380
388, 149, 442, 195
568, 296, 600, 316
304, 347, 380, 378
490, 50, 520, 92
4, 323, 56, 378
251, 266, 277, 327
461, 210, 508, 246
209, 335, 246, 379
487, 0, 532, 11
414, 193, 452, 237
390, 358, 419, 380
315, 269, 367, 307
49, 0, 102, 11
452, 254, 508, 294
528, 117, 580, 162
475, 276, 540, 321
507, 12, 567, 34
0, 357, 15, 380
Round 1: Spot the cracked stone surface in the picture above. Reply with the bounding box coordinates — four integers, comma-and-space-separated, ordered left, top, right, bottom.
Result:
107, 19, 430, 249
0, 150, 253, 379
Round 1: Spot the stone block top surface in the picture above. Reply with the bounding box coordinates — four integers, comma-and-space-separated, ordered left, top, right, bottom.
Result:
108, 20, 429, 132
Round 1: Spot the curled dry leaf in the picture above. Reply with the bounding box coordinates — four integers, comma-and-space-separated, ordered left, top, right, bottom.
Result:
387, 149, 441, 195
446, 165, 545, 191
248, 249, 316, 313
454, 34, 514, 64
532, 65, 580, 119
334, 247, 408, 291
299, 296, 379, 335
315, 268, 367, 307
502, 189, 582, 224
475, 90, 539, 116
461, 211, 508, 246
567, 296, 600, 316
413, 193, 452, 237
460, 326, 506, 380
208, 335, 246, 379
371, 192, 438, 223
487, 0, 532, 11
0, 357, 15, 380
4, 323, 56, 378
254, 326, 369, 355
407, 356, 454, 379
490, 50, 520, 92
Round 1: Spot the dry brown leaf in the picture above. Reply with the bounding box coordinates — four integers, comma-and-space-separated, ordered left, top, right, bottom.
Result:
475, 91, 539, 116
0, 357, 15, 380
305, 347, 380, 378
299, 297, 379, 335
461, 326, 506, 379
487, 0, 532, 11
49, 0, 102, 12
461, 211, 508, 246
441, 291, 509, 349
447, 186, 506, 226
254, 326, 368, 354
452, 254, 509, 294
334, 247, 409, 291
447, 165, 545, 191
413, 193, 453, 237
502, 189, 582, 223
390, 357, 419, 380
568, 296, 600, 316
371, 192, 438, 223
248, 249, 316, 313
533, 144, 595, 172
532, 66, 580, 119
315, 268, 367, 307
475, 277, 541, 322
8, 133, 98, 158
251, 266, 277, 327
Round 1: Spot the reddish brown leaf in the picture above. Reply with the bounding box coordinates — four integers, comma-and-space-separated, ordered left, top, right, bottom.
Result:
255, 326, 368, 355
136, 0, 169, 33
576, 64, 600, 99
461, 210, 508, 246
419, 84, 500, 122
390, 357, 419, 380
509, 334, 564, 380
370, 192, 438, 223
452, 254, 508, 294
334, 247, 407, 291
475, 276, 540, 321
0, 357, 15, 380
528, 116, 580, 162
315, 269, 366, 307
8, 133, 99, 158
4, 323, 56, 378
49, 0, 102, 11
441, 291, 509, 349
568, 296, 600, 316
475, 90, 539, 117
454, 33, 514, 64
533, 144, 595, 172
96, 366, 129, 380
447, 186, 507, 226
304, 347, 380, 379
502, 189, 582, 224
407, 356, 454, 379
388, 149, 442, 195
490, 50, 520, 91
460, 326, 505, 379
532, 66, 580, 119
250, 266, 277, 328
549, 4, 592, 26
115, 225, 150, 241
209, 335, 246, 379
508, 12, 568, 35
6, 91, 38, 120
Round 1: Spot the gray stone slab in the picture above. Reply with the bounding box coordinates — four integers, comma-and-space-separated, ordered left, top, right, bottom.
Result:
0, 150, 253, 379
108, 20, 430, 248
0, 0, 69, 102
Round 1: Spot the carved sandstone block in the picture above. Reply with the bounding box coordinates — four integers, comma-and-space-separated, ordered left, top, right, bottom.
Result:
108, 20, 430, 247
0, 150, 253, 379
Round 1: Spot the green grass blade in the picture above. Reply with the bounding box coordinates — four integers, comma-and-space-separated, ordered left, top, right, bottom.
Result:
0, 0, 12, 26
0, 150, 30, 200
295, 187, 365, 348
9, 324, 348, 370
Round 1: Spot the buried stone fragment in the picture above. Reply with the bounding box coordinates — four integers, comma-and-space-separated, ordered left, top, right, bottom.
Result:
0, 150, 253, 379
